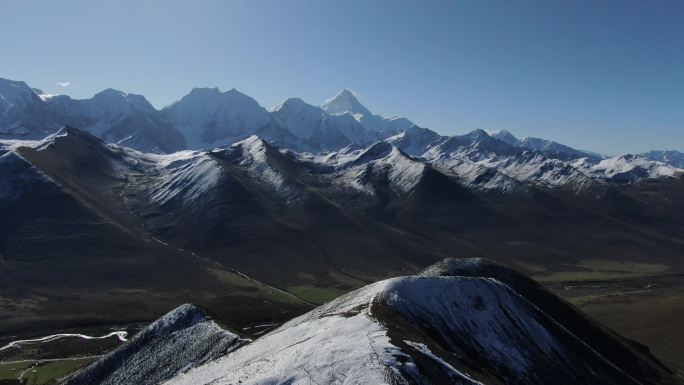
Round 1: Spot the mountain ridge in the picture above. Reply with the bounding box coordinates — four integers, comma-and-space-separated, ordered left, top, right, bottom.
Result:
2, 77, 682, 188
65, 259, 683, 385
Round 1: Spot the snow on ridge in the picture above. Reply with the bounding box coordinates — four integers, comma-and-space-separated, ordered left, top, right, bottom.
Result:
162, 275, 629, 385
68, 304, 247, 385
585, 154, 682, 181
332, 143, 427, 196
163, 278, 407, 385
380, 277, 558, 377
227, 136, 303, 204
148, 151, 225, 206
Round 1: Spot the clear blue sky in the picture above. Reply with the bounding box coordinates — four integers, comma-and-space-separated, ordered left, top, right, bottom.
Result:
1, 0, 682, 154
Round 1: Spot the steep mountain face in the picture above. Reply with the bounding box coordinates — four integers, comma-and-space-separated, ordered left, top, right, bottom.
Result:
75, 259, 681, 385
320, 89, 414, 134
47, 89, 185, 153
0, 78, 62, 139
0, 129, 312, 336
67, 304, 247, 385
0, 78, 184, 153
420, 259, 678, 385
161, 87, 273, 149
3, 128, 683, 300
270, 97, 381, 151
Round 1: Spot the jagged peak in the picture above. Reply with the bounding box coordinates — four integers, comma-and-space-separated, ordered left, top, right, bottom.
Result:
320, 88, 372, 117
148, 303, 209, 333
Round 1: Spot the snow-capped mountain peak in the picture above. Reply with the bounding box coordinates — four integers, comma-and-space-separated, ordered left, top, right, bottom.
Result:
320, 89, 413, 134
320, 88, 372, 117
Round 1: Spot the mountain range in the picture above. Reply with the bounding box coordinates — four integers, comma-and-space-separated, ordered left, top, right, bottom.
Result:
1, 122, 683, 336
1, 77, 682, 186
1, 76, 684, 381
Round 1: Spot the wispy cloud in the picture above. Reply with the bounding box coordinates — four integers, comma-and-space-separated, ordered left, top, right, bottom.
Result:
55, 81, 71, 87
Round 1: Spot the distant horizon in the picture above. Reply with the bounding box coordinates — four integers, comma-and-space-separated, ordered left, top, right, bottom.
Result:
1, 0, 682, 154
8, 76, 678, 156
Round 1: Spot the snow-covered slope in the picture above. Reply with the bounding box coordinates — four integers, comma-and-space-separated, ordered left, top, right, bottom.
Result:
162, 87, 273, 150
155, 260, 673, 385
145, 150, 225, 207
386, 124, 443, 156
1, 76, 681, 191
413, 129, 594, 192
67, 304, 246, 385
576, 154, 683, 183
271, 97, 381, 151
491, 151, 598, 192
334, 142, 428, 196
320, 89, 413, 134
48, 89, 185, 153
214, 136, 306, 204
48, 89, 156, 136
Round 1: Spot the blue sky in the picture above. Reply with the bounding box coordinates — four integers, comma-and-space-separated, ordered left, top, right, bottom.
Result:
0, 0, 682, 154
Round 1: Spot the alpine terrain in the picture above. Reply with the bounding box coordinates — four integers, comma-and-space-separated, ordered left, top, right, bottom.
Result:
1, 77, 683, 383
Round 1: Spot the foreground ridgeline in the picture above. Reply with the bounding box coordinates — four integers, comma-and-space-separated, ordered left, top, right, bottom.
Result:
66, 259, 681, 385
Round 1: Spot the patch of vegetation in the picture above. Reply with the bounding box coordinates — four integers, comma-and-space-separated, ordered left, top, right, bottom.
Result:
0, 361, 32, 381
577, 260, 668, 274
286, 285, 349, 305
534, 260, 669, 283
4, 357, 95, 385
207, 268, 304, 305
